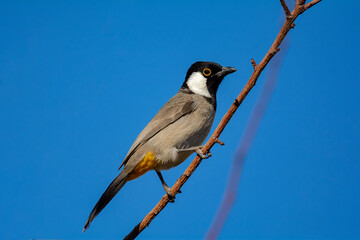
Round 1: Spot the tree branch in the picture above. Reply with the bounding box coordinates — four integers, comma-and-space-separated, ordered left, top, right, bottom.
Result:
123, 1, 322, 239
280, 0, 291, 17
206, 12, 291, 239
304, 0, 322, 10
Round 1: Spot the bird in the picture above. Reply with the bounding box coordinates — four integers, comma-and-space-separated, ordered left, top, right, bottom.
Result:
83, 61, 236, 231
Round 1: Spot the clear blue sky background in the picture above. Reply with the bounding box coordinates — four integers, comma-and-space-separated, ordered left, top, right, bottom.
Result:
1, 1, 359, 239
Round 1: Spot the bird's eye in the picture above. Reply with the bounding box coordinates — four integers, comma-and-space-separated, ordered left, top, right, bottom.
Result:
203, 68, 211, 76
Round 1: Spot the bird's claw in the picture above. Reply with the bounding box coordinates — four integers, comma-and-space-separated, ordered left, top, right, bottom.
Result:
167, 193, 176, 203
195, 148, 211, 159
163, 185, 176, 203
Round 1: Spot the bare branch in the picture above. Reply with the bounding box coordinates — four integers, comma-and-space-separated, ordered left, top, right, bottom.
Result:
280, 0, 291, 17
123, 1, 322, 239
206, 26, 290, 240
305, 0, 322, 10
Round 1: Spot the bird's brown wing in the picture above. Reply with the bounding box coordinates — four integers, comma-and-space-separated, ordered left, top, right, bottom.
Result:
118, 91, 195, 170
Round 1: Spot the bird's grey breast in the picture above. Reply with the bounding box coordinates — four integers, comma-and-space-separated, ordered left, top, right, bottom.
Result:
175, 95, 215, 149
154, 94, 214, 147
150, 93, 215, 169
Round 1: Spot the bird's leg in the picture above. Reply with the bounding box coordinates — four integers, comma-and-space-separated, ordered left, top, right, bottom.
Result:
156, 170, 179, 203
177, 145, 212, 159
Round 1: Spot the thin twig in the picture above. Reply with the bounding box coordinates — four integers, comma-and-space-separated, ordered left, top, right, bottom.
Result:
280, 0, 291, 17
304, 0, 322, 10
123, 1, 322, 239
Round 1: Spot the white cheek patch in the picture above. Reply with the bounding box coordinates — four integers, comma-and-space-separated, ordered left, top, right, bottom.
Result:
186, 72, 211, 98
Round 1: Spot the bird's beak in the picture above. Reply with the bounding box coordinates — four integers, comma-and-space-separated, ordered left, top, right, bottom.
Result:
215, 66, 237, 78
222, 66, 237, 75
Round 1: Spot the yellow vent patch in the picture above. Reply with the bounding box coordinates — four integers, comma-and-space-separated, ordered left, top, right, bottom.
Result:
127, 152, 157, 181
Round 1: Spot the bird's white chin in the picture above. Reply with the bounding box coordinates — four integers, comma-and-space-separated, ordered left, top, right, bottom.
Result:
186, 72, 211, 98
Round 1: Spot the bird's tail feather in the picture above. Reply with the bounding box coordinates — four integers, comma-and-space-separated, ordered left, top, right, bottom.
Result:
83, 172, 127, 232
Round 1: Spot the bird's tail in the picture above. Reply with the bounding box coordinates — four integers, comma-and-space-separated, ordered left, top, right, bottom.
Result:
83, 172, 127, 232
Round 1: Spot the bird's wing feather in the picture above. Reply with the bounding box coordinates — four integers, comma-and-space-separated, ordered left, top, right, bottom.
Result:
118, 91, 195, 170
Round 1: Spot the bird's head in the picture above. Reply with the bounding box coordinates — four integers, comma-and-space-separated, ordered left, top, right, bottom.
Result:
181, 61, 236, 98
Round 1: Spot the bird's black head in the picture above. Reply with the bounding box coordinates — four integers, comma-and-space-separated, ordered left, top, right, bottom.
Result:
181, 61, 236, 98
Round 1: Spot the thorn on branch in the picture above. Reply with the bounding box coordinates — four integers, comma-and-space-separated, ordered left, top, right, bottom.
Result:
251, 58, 257, 69
213, 137, 225, 146
291, 22, 296, 28
280, 0, 291, 17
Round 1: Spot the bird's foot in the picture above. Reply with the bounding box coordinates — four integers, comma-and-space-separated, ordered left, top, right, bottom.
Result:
167, 194, 176, 203
177, 146, 211, 159
163, 185, 176, 203
194, 146, 212, 159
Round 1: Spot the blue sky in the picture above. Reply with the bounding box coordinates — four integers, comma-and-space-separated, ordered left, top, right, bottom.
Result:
1, 1, 359, 239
